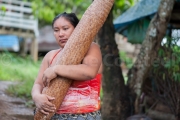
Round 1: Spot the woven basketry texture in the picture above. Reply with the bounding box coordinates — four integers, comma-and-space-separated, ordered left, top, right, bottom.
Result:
34, 0, 114, 119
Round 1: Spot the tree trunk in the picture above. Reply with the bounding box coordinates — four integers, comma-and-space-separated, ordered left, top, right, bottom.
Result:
97, 9, 130, 120
34, 0, 114, 119
127, 0, 175, 113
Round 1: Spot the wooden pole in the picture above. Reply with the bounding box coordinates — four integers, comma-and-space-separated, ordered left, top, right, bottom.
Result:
34, 0, 114, 119
31, 37, 38, 62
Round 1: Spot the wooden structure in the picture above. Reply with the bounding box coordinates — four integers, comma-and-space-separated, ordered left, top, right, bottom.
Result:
170, 1, 180, 29
0, 0, 39, 61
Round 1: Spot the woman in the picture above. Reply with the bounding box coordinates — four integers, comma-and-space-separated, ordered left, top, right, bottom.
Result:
31, 12, 102, 120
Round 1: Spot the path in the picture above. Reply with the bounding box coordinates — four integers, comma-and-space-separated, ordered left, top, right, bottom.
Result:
0, 81, 34, 120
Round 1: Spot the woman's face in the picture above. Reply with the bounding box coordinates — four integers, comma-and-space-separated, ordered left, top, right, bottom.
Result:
53, 17, 75, 48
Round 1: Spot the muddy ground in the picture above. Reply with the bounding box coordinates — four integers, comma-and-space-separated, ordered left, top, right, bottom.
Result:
0, 81, 34, 120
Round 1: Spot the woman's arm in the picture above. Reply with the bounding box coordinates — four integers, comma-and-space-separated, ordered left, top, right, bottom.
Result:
43, 43, 102, 83
31, 51, 56, 115
31, 55, 48, 99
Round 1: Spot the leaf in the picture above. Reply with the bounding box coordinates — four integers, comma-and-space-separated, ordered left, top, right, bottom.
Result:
164, 61, 171, 68
158, 48, 164, 57
1, 6, 6, 11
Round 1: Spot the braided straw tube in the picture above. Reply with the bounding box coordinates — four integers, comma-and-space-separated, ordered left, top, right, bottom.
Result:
34, 0, 114, 119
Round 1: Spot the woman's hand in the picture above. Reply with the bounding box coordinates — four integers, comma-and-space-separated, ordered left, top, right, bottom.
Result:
43, 66, 57, 87
34, 94, 56, 115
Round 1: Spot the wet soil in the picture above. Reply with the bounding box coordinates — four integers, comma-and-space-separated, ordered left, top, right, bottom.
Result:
0, 81, 34, 120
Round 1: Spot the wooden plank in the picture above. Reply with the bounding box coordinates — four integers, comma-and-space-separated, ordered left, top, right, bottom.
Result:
19, 38, 26, 56
0, 21, 36, 31
0, 23, 39, 37
0, 11, 34, 19
31, 38, 38, 62
0, 16, 37, 24
0, 4, 32, 13
0, 0, 31, 6
0, 28, 35, 38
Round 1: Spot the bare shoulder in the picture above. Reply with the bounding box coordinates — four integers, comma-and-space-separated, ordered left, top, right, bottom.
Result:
85, 42, 102, 59
87, 42, 101, 52
91, 42, 100, 48
43, 49, 61, 64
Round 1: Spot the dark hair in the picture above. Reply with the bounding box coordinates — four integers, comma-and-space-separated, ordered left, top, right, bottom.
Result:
52, 12, 79, 28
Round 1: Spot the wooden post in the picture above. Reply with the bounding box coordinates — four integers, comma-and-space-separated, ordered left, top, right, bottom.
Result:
31, 37, 38, 62
34, 0, 114, 119
19, 37, 27, 57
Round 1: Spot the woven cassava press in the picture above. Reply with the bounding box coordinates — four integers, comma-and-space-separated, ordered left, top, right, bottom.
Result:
34, 0, 114, 119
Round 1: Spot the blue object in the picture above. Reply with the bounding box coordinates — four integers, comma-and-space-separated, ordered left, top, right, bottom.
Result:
114, 0, 161, 32
0, 35, 20, 52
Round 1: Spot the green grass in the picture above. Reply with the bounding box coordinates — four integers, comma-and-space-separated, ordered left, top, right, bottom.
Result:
0, 52, 41, 99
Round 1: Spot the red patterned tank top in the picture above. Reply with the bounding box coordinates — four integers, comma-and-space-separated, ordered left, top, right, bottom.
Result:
50, 49, 101, 114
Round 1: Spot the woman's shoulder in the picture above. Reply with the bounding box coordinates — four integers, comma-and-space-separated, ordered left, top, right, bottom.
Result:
43, 49, 61, 62
91, 42, 100, 47
88, 42, 100, 50
46, 49, 60, 55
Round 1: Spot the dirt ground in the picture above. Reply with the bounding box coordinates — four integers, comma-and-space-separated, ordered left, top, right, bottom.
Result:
0, 81, 34, 120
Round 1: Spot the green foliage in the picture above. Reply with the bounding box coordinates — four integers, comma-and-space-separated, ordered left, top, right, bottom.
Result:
163, 49, 180, 81
0, 6, 6, 16
0, 52, 41, 99
119, 51, 133, 69
26, 0, 137, 26
1, 6, 6, 11
28, 0, 92, 26
154, 36, 180, 82
114, 0, 138, 18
